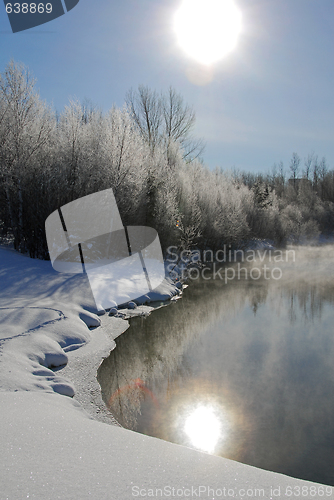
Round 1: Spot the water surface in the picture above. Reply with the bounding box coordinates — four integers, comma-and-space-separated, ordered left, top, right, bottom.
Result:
98, 246, 334, 486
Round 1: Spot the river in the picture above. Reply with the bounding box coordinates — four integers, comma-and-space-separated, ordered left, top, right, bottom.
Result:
98, 245, 334, 486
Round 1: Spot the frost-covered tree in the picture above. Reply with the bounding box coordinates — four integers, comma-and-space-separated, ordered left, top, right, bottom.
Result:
101, 106, 151, 225
1, 60, 334, 258
126, 85, 204, 162
289, 152, 301, 185
161, 87, 204, 163
0, 60, 54, 255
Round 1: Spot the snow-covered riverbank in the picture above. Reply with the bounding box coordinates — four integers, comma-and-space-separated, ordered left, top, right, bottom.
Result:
0, 246, 330, 500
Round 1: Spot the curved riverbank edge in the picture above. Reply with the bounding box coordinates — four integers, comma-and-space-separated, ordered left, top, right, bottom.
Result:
58, 314, 127, 425
0, 245, 330, 500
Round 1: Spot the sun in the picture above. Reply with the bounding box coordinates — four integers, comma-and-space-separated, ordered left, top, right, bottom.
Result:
174, 0, 242, 66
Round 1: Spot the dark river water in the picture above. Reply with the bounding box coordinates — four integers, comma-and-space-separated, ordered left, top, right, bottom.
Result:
98, 245, 334, 486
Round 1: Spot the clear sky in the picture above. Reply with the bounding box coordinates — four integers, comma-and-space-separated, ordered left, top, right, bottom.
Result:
0, 0, 333, 173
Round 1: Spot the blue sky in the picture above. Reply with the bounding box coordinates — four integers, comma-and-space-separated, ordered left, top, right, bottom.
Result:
0, 0, 333, 173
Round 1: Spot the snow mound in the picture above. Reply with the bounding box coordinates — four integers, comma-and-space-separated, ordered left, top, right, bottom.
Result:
135, 277, 182, 304
0, 331, 75, 396
0, 246, 97, 399
1, 391, 323, 500
78, 310, 102, 328
26, 333, 68, 367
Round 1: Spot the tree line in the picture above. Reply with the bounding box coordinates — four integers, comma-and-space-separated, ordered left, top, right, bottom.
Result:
0, 61, 333, 260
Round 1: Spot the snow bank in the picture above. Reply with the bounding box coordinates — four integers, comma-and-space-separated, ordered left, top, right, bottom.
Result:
0, 246, 328, 500
2, 390, 327, 500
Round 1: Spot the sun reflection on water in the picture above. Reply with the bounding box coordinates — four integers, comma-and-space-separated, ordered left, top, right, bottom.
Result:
164, 382, 238, 457
184, 405, 224, 453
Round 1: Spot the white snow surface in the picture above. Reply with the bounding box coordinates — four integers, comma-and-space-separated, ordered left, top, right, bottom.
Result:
0, 246, 327, 499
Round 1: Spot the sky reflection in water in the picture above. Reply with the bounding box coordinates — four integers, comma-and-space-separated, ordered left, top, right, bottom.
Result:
98, 246, 334, 486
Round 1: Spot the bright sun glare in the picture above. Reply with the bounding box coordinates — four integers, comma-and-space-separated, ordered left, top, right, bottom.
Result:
184, 406, 222, 453
174, 0, 242, 66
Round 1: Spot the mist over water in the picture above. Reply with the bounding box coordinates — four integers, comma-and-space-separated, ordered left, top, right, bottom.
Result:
98, 245, 334, 486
